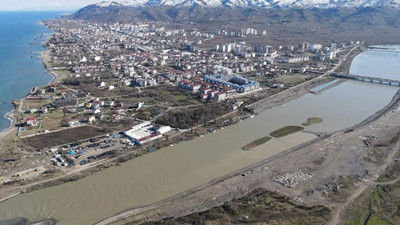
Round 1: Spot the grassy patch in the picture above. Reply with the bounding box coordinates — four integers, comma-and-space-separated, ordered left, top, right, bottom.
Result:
140, 189, 331, 225
376, 161, 400, 183
339, 175, 360, 189
367, 214, 392, 225
376, 172, 400, 183
156, 103, 231, 129
242, 136, 272, 151
345, 191, 372, 225
302, 117, 323, 126
270, 126, 304, 138
344, 184, 400, 225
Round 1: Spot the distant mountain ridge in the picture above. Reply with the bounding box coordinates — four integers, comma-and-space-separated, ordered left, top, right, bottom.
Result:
92, 0, 400, 8
68, 0, 400, 45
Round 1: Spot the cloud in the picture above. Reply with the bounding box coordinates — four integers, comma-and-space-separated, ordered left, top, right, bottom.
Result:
0, 0, 104, 11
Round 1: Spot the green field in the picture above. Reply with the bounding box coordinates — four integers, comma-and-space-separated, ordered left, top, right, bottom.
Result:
270, 126, 304, 138
242, 136, 272, 151
302, 117, 323, 126
344, 184, 399, 225
367, 214, 392, 225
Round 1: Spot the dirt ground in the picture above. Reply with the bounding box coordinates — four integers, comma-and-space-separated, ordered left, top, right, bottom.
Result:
140, 189, 332, 225
21, 125, 107, 150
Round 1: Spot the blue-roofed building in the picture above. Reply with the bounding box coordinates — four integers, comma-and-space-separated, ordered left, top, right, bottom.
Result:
204, 74, 259, 93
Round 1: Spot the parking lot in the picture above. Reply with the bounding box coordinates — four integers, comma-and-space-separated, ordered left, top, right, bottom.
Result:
49, 133, 135, 168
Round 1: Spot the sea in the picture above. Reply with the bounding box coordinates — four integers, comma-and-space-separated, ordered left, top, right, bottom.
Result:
0, 11, 66, 133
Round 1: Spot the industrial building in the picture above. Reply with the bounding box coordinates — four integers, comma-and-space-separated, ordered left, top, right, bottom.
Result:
204, 74, 259, 93
123, 121, 171, 145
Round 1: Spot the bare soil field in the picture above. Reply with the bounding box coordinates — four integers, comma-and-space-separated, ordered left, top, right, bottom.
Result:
21, 126, 107, 150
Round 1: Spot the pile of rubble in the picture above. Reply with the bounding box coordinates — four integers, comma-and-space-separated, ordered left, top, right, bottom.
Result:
273, 171, 313, 188
241, 167, 268, 177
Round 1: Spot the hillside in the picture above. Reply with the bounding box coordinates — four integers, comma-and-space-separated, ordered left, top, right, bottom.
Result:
67, 1, 400, 44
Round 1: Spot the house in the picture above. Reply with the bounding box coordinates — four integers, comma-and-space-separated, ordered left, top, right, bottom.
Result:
92, 109, 101, 114
105, 101, 114, 107
112, 112, 122, 121
25, 117, 39, 126
178, 80, 201, 92
87, 116, 96, 124
47, 85, 57, 92
38, 107, 48, 114
200, 93, 208, 100
232, 101, 243, 110
207, 90, 218, 98
29, 108, 38, 114
68, 120, 80, 127
215, 92, 227, 101
67, 108, 77, 113
271, 83, 285, 88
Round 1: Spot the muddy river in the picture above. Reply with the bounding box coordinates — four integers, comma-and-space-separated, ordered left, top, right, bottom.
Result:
0, 49, 399, 225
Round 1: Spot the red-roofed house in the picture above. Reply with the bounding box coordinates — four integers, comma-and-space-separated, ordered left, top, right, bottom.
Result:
25, 117, 39, 126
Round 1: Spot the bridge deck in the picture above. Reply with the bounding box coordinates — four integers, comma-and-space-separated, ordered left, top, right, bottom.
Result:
331, 73, 400, 86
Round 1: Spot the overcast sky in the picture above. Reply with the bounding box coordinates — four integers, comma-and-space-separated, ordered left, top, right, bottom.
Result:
0, 0, 104, 11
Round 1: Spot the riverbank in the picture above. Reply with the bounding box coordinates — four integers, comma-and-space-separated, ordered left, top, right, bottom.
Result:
96, 81, 400, 225
0, 45, 364, 206
0, 76, 334, 204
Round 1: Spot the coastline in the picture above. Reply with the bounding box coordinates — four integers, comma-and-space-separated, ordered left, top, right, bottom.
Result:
0, 23, 57, 138
0, 108, 16, 135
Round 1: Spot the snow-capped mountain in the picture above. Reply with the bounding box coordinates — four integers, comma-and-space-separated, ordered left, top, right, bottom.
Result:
93, 0, 400, 8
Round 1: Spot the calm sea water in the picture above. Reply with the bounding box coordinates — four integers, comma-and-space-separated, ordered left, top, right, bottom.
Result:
0, 12, 65, 132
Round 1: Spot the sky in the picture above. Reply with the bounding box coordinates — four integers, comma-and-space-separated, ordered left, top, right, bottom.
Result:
0, 0, 105, 11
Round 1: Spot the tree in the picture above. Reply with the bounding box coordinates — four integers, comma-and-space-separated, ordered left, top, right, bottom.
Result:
63, 107, 68, 117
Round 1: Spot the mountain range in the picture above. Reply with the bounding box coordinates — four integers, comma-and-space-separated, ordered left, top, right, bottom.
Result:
93, 0, 400, 9
68, 0, 400, 44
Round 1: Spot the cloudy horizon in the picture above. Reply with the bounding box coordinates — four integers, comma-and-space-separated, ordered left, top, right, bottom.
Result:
0, 0, 106, 11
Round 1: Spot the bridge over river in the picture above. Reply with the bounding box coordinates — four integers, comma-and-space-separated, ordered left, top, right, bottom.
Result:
331, 73, 400, 87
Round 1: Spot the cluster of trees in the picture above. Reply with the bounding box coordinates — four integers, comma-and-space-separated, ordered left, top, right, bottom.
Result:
156, 103, 231, 129
137, 86, 197, 106
63, 78, 81, 86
